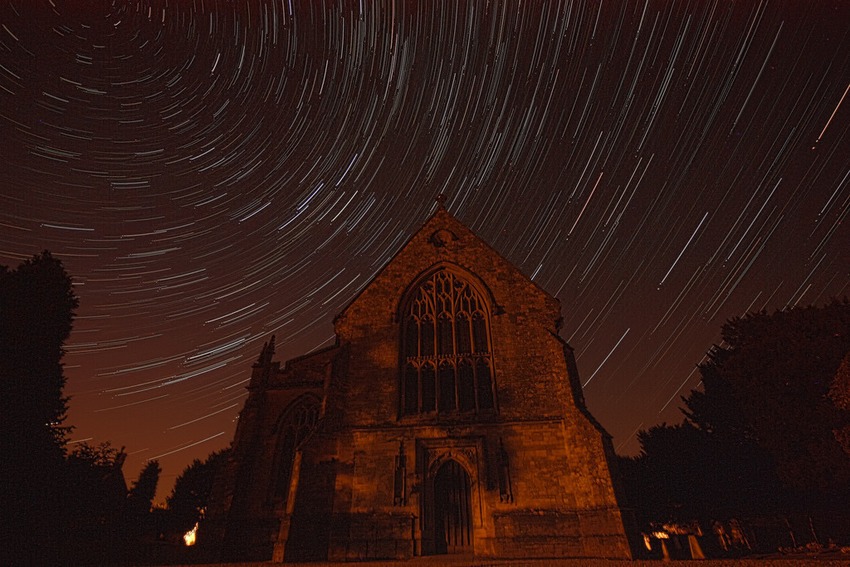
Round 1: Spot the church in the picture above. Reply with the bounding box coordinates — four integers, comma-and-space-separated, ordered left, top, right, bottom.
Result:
204, 204, 635, 561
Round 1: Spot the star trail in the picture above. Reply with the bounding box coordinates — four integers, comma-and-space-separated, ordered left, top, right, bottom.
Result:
1, 0, 848, 496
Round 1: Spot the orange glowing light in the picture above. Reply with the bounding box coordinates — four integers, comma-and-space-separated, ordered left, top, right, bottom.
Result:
183, 522, 198, 546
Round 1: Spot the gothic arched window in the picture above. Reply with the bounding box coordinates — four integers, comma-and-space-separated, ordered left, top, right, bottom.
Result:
272, 398, 319, 504
401, 269, 496, 416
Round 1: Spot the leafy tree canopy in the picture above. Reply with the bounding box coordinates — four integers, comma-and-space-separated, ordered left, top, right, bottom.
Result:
0, 252, 78, 565
128, 459, 161, 515
166, 448, 231, 533
1, 251, 78, 449
620, 300, 850, 535
830, 352, 850, 455
685, 299, 850, 497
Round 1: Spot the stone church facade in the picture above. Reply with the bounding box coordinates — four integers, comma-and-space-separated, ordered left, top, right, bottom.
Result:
205, 206, 635, 561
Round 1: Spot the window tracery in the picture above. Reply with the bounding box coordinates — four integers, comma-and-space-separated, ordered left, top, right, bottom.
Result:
401, 269, 496, 416
272, 399, 319, 504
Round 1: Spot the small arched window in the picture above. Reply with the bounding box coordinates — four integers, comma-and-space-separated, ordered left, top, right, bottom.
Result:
272, 399, 319, 504
400, 269, 496, 416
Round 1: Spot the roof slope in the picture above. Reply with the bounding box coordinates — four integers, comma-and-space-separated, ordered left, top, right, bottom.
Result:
336, 203, 562, 328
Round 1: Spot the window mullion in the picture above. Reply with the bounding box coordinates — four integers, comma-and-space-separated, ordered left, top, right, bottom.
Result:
402, 270, 494, 417
453, 360, 459, 411
417, 363, 423, 413
469, 356, 481, 414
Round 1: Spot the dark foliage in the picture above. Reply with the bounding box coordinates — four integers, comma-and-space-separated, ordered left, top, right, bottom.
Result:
620, 300, 850, 545
691, 300, 850, 502
61, 442, 129, 564
165, 448, 231, 535
126, 459, 163, 558
0, 252, 78, 565
620, 422, 780, 529
128, 459, 162, 516
0, 253, 164, 565
0, 252, 78, 447
830, 353, 850, 455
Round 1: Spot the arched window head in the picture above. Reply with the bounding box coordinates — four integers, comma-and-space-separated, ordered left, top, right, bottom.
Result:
400, 269, 496, 416
272, 398, 319, 504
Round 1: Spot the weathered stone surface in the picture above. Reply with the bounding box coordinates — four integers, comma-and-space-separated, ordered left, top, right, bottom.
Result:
205, 207, 635, 562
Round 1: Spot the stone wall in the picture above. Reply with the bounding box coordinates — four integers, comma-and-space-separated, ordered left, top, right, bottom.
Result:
211, 208, 635, 562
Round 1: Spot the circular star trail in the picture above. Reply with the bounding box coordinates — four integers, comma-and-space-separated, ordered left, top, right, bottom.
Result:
1, 0, 849, 496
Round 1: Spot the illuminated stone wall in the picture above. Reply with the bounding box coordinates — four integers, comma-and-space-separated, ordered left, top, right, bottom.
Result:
207, 207, 635, 562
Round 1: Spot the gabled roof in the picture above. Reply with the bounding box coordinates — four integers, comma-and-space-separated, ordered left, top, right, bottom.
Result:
335, 202, 560, 324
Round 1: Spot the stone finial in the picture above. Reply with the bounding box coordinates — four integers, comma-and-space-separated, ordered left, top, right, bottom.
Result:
267, 334, 276, 361
254, 334, 277, 367
255, 340, 269, 365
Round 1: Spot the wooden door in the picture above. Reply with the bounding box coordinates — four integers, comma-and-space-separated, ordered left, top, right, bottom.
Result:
433, 460, 472, 554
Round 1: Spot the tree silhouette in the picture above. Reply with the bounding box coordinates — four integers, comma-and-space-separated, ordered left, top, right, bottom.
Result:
0, 251, 78, 565
690, 300, 850, 502
62, 441, 129, 564
128, 459, 161, 516
123, 459, 162, 560
620, 300, 850, 549
620, 420, 780, 531
830, 352, 850, 456
166, 448, 231, 535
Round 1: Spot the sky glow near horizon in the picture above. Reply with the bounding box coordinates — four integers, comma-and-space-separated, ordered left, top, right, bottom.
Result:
1, 0, 848, 497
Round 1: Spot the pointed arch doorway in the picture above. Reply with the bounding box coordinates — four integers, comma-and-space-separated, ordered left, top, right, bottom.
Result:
433, 459, 473, 554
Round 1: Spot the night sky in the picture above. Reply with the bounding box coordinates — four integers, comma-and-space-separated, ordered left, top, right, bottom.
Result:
1, 0, 848, 497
